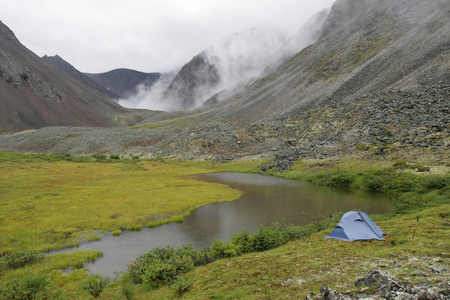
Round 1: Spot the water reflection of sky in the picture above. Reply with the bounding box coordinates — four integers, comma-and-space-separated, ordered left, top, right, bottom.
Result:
53, 173, 392, 278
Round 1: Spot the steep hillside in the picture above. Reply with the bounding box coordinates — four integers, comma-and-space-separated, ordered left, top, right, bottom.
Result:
42, 55, 121, 99
200, 0, 449, 123
85, 69, 161, 98
0, 21, 152, 132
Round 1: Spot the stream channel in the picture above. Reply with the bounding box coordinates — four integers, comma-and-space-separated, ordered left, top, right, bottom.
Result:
52, 173, 392, 278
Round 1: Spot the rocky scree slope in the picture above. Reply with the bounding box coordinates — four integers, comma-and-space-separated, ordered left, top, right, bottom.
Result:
194, 0, 450, 124
0, 21, 152, 132
1, 80, 448, 167
0, 0, 449, 164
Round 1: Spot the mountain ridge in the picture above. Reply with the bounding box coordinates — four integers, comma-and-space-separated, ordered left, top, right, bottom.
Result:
42, 54, 121, 99
0, 20, 153, 132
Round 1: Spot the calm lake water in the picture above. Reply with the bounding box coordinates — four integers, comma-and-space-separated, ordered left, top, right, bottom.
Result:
53, 173, 392, 278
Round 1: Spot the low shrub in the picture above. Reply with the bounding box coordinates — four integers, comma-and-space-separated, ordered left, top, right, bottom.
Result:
210, 239, 239, 259
92, 154, 107, 160
354, 168, 416, 194
175, 244, 214, 267
252, 225, 286, 252
0, 271, 50, 300
420, 175, 449, 192
127, 220, 332, 288
385, 173, 418, 194
128, 246, 194, 286
82, 275, 109, 298
356, 168, 392, 193
230, 229, 254, 254
141, 255, 193, 287
0, 250, 43, 270
281, 222, 308, 240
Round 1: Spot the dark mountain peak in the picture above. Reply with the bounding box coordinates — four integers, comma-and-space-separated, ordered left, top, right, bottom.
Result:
85, 68, 161, 98
163, 52, 220, 110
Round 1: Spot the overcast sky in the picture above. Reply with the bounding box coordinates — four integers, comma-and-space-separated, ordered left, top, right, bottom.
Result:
0, 0, 335, 73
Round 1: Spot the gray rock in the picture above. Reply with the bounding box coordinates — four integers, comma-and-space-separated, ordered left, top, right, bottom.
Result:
320, 285, 351, 300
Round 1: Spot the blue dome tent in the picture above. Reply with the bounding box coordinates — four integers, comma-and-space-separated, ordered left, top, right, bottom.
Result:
325, 211, 386, 241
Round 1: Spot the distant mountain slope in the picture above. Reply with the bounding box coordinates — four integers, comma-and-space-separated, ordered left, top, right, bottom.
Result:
42, 55, 121, 99
199, 0, 449, 124
85, 69, 161, 98
162, 28, 290, 110
0, 20, 150, 132
0, 0, 448, 160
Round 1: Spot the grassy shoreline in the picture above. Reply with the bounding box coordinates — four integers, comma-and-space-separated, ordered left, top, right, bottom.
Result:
0, 152, 448, 299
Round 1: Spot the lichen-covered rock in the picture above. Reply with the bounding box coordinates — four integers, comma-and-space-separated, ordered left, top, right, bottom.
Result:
319, 285, 351, 300
355, 269, 404, 292
307, 270, 449, 300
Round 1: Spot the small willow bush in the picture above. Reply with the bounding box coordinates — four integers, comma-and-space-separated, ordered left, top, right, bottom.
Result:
0, 271, 51, 300
0, 250, 43, 271
81, 275, 109, 298
127, 246, 195, 286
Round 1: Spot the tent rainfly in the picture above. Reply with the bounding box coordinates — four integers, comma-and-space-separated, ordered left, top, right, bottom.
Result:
325, 211, 386, 241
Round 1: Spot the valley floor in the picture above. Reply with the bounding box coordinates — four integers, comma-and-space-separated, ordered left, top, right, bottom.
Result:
0, 151, 448, 299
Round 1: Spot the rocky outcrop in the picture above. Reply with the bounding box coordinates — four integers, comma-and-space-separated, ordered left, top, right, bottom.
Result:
306, 270, 450, 300
163, 53, 220, 110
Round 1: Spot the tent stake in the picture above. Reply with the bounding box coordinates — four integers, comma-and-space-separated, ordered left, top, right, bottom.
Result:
412, 216, 420, 239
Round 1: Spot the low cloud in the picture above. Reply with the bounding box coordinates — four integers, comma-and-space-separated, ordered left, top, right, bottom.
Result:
117, 71, 178, 111
119, 8, 331, 112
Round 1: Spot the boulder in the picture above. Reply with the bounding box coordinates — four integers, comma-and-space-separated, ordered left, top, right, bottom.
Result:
307, 270, 449, 300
